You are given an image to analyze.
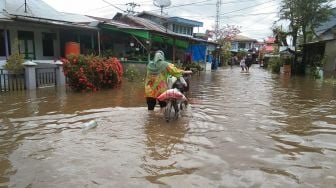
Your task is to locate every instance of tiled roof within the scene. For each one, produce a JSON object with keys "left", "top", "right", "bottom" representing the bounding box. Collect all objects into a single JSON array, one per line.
[
  {"left": 265, "top": 37, "right": 276, "bottom": 44},
  {"left": 264, "top": 46, "right": 274, "bottom": 52}
]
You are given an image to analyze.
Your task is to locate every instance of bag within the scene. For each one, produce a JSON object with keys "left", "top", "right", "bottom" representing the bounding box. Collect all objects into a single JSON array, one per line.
[
  {"left": 157, "top": 88, "right": 187, "bottom": 101},
  {"left": 167, "top": 75, "right": 177, "bottom": 89}
]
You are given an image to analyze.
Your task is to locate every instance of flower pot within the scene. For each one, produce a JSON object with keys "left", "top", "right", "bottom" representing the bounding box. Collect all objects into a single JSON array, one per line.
[
  {"left": 316, "top": 66, "right": 324, "bottom": 79},
  {"left": 283, "top": 64, "right": 291, "bottom": 75}
]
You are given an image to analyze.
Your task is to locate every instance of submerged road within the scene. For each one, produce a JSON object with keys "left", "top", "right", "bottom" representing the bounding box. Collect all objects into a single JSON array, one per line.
[{"left": 1, "top": 65, "right": 336, "bottom": 187}]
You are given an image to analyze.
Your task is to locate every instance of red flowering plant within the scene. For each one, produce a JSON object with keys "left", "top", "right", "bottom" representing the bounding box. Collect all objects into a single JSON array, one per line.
[{"left": 62, "top": 54, "right": 123, "bottom": 92}]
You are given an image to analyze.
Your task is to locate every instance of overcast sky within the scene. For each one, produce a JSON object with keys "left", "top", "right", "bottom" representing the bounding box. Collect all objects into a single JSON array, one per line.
[{"left": 41, "top": 0, "right": 333, "bottom": 41}]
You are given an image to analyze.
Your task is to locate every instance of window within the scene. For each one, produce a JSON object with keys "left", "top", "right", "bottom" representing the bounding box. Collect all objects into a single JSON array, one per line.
[
  {"left": 178, "top": 26, "right": 182, "bottom": 34},
  {"left": 80, "top": 34, "right": 92, "bottom": 54},
  {"left": 18, "top": 31, "right": 35, "bottom": 59},
  {"left": 238, "top": 42, "right": 246, "bottom": 49},
  {"left": 175, "top": 25, "right": 180, "bottom": 33},
  {"left": 0, "top": 30, "right": 10, "bottom": 56},
  {"left": 42, "top": 32, "right": 56, "bottom": 56},
  {"left": 187, "top": 27, "right": 192, "bottom": 35}
]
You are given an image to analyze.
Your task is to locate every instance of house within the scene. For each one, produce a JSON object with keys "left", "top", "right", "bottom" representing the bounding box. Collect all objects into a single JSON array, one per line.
[
  {"left": 303, "top": 8, "right": 336, "bottom": 73},
  {"left": 0, "top": 0, "right": 217, "bottom": 72},
  {"left": 135, "top": 11, "right": 218, "bottom": 69},
  {"left": 231, "top": 35, "right": 258, "bottom": 52},
  {"left": 262, "top": 37, "right": 276, "bottom": 53},
  {"left": 136, "top": 11, "right": 203, "bottom": 37},
  {"left": 111, "top": 12, "right": 217, "bottom": 67},
  {"left": 0, "top": 0, "right": 99, "bottom": 67}
]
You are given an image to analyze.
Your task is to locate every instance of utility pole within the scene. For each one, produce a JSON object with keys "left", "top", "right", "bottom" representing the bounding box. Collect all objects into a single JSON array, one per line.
[
  {"left": 215, "top": 0, "right": 221, "bottom": 40},
  {"left": 126, "top": 2, "right": 140, "bottom": 15}
]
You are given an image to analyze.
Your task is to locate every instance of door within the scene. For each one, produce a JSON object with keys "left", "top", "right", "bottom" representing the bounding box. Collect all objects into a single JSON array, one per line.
[{"left": 18, "top": 31, "right": 35, "bottom": 59}]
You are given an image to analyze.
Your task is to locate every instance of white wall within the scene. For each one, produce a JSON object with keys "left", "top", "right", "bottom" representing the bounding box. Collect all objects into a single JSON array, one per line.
[
  {"left": 7, "top": 22, "right": 61, "bottom": 60},
  {"left": 0, "top": 21, "right": 61, "bottom": 61}
]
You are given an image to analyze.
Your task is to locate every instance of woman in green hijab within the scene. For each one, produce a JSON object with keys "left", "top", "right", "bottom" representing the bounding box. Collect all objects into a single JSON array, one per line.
[{"left": 145, "top": 50, "right": 191, "bottom": 110}]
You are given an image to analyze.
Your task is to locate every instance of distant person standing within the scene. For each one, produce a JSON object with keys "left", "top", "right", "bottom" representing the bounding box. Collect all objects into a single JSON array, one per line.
[
  {"left": 245, "top": 54, "right": 253, "bottom": 72},
  {"left": 231, "top": 55, "right": 238, "bottom": 68},
  {"left": 240, "top": 56, "right": 246, "bottom": 72}
]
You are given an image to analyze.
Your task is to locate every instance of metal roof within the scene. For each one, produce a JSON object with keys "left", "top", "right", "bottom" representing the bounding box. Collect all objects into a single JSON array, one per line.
[
  {"left": 137, "top": 11, "right": 203, "bottom": 27},
  {"left": 316, "top": 8, "right": 336, "bottom": 36},
  {"left": 232, "top": 35, "right": 258, "bottom": 42},
  {"left": 5, "top": 0, "right": 95, "bottom": 23},
  {"left": 0, "top": 12, "right": 11, "bottom": 21},
  {"left": 112, "top": 13, "right": 216, "bottom": 45},
  {"left": 136, "top": 11, "right": 168, "bottom": 20},
  {"left": 168, "top": 17, "right": 203, "bottom": 27}
]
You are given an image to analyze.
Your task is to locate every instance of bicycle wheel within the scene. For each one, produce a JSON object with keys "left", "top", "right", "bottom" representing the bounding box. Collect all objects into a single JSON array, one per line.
[{"left": 164, "top": 100, "right": 173, "bottom": 122}]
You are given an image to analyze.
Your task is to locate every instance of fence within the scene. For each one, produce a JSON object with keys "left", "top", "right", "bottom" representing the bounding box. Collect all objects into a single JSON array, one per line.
[
  {"left": 0, "top": 61, "right": 66, "bottom": 92},
  {"left": 36, "top": 68, "right": 57, "bottom": 88},
  {"left": 0, "top": 69, "right": 25, "bottom": 92}
]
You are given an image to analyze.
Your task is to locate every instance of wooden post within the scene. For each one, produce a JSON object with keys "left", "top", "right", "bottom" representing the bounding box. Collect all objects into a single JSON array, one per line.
[
  {"left": 173, "top": 38, "right": 176, "bottom": 64},
  {"left": 97, "top": 30, "right": 101, "bottom": 56},
  {"left": 4, "top": 27, "right": 9, "bottom": 58}
]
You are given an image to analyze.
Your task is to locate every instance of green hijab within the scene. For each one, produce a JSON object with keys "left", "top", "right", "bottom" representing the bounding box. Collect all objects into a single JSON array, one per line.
[{"left": 147, "top": 50, "right": 169, "bottom": 75}]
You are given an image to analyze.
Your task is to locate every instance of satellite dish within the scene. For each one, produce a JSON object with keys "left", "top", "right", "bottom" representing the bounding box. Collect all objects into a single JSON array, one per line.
[{"left": 153, "top": 0, "right": 171, "bottom": 15}]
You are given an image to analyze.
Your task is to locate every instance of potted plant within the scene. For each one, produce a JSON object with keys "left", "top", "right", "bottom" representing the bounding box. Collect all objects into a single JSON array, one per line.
[
  {"left": 282, "top": 56, "right": 292, "bottom": 75},
  {"left": 311, "top": 55, "right": 326, "bottom": 79}
]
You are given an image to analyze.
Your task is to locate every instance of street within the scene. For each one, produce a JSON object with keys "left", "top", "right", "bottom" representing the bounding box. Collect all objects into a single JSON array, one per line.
[{"left": 1, "top": 65, "right": 336, "bottom": 187}]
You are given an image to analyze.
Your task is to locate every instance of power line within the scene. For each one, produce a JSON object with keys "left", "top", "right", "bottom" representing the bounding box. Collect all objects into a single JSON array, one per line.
[
  {"left": 146, "top": 0, "right": 278, "bottom": 20},
  {"left": 220, "top": 0, "right": 277, "bottom": 16},
  {"left": 148, "top": 0, "right": 214, "bottom": 12},
  {"left": 215, "top": 0, "right": 221, "bottom": 39},
  {"left": 176, "top": 0, "right": 261, "bottom": 6},
  {"left": 101, "top": 0, "right": 126, "bottom": 13},
  {"left": 221, "top": 12, "right": 277, "bottom": 18},
  {"left": 179, "top": 11, "right": 278, "bottom": 19}
]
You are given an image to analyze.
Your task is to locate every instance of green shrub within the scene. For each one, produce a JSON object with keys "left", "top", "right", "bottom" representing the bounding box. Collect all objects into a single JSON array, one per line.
[
  {"left": 183, "top": 62, "right": 204, "bottom": 71},
  {"left": 4, "top": 52, "right": 25, "bottom": 74},
  {"left": 268, "top": 57, "right": 281, "bottom": 73},
  {"left": 124, "top": 65, "right": 141, "bottom": 81},
  {"left": 237, "top": 51, "right": 247, "bottom": 60}
]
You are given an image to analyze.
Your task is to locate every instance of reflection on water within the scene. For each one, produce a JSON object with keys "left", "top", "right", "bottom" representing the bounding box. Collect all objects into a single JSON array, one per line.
[{"left": 1, "top": 66, "right": 336, "bottom": 187}]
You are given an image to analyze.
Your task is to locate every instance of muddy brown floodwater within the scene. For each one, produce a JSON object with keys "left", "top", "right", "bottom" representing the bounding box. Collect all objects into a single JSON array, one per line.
[{"left": 1, "top": 65, "right": 336, "bottom": 187}]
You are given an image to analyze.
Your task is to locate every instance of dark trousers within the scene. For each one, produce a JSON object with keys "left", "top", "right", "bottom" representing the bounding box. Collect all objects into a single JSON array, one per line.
[{"left": 146, "top": 97, "right": 167, "bottom": 110}]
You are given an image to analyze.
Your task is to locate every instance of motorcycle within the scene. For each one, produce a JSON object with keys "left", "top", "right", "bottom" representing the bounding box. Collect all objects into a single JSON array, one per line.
[{"left": 163, "top": 73, "right": 190, "bottom": 122}]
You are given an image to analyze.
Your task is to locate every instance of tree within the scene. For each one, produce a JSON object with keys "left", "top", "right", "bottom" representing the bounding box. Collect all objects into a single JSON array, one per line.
[
  {"left": 208, "top": 25, "right": 241, "bottom": 65},
  {"left": 278, "top": 0, "right": 333, "bottom": 73},
  {"left": 272, "top": 26, "right": 289, "bottom": 47}
]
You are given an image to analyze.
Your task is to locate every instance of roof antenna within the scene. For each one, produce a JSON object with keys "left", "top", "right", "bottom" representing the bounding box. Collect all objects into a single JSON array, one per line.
[
  {"left": 24, "top": 0, "right": 27, "bottom": 13},
  {"left": 16, "top": 0, "right": 31, "bottom": 14}
]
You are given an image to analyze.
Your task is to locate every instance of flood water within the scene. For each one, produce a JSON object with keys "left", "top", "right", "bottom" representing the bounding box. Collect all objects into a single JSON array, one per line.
[{"left": 1, "top": 65, "right": 336, "bottom": 187}]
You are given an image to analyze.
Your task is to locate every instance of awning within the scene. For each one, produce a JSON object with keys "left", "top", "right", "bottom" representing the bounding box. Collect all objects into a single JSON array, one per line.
[
  {"left": 152, "top": 34, "right": 189, "bottom": 49},
  {"left": 101, "top": 24, "right": 189, "bottom": 48},
  {"left": 100, "top": 24, "right": 150, "bottom": 39}
]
